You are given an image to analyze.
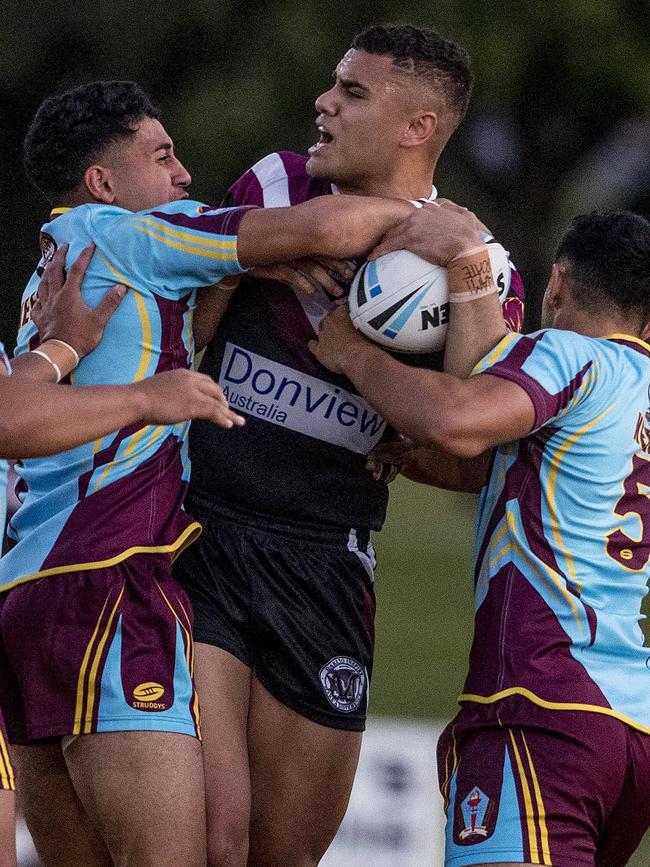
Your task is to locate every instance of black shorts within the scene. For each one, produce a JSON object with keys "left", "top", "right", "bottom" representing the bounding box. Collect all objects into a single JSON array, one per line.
[{"left": 173, "top": 496, "right": 377, "bottom": 731}]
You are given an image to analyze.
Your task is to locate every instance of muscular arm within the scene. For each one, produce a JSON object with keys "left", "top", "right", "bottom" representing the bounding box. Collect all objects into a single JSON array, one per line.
[
  {"left": 309, "top": 307, "right": 535, "bottom": 458},
  {"left": 236, "top": 195, "right": 414, "bottom": 267}
]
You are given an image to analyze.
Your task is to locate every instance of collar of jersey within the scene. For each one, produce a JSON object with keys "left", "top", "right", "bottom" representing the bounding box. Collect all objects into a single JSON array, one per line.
[
  {"left": 50, "top": 207, "right": 72, "bottom": 219},
  {"left": 330, "top": 183, "right": 438, "bottom": 202},
  {"left": 604, "top": 333, "right": 650, "bottom": 356}
]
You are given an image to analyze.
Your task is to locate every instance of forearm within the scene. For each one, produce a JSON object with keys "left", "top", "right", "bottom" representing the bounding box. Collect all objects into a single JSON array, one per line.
[
  {"left": 402, "top": 445, "right": 490, "bottom": 493},
  {"left": 443, "top": 293, "right": 509, "bottom": 378},
  {"left": 0, "top": 379, "right": 147, "bottom": 458},
  {"left": 443, "top": 247, "right": 508, "bottom": 378},
  {"left": 340, "top": 340, "right": 473, "bottom": 451},
  {"left": 236, "top": 196, "right": 413, "bottom": 267}
]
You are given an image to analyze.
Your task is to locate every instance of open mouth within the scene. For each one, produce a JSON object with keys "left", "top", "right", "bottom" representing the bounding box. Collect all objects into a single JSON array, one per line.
[{"left": 308, "top": 127, "right": 334, "bottom": 156}]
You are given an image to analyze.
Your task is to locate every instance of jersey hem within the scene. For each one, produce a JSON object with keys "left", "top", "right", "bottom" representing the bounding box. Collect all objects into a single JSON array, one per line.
[
  {"left": 0, "top": 521, "right": 202, "bottom": 595},
  {"left": 458, "top": 686, "right": 650, "bottom": 735}
]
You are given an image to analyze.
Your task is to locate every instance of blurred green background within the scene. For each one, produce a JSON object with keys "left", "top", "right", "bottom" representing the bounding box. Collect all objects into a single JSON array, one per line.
[
  {"left": 2, "top": 1, "right": 650, "bottom": 863},
  {"left": 2, "top": 0, "right": 650, "bottom": 342}
]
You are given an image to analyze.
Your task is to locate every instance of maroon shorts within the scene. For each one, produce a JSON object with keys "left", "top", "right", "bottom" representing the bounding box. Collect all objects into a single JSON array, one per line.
[
  {"left": 0, "top": 554, "right": 200, "bottom": 744},
  {"left": 438, "top": 695, "right": 650, "bottom": 867}
]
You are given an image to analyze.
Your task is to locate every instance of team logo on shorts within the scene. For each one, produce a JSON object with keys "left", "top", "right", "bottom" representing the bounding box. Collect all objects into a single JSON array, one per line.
[
  {"left": 458, "top": 786, "right": 491, "bottom": 840},
  {"left": 319, "top": 656, "right": 365, "bottom": 713},
  {"left": 132, "top": 681, "right": 167, "bottom": 710}
]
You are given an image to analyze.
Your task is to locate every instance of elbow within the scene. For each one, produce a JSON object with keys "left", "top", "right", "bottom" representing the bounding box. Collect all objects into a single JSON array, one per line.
[{"left": 420, "top": 405, "right": 488, "bottom": 459}]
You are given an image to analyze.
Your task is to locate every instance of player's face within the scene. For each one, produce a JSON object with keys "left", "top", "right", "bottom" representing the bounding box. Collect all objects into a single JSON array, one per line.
[
  {"left": 108, "top": 117, "right": 191, "bottom": 211},
  {"left": 307, "top": 50, "right": 414, "bottom": 192}
]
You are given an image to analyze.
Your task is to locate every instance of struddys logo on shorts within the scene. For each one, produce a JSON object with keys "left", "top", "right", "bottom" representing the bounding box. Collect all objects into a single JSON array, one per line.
[
  {"left": 320, "top": 657, "right": 366, "bottom": 713},
  {"left": 132, "top": 681, "right": 167, "bottom": 711}
]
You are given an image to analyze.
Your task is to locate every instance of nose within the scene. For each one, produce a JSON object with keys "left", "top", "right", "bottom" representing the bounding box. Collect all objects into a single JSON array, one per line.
[
  {"left": 173, "top": 158, "right": 192, "bottom": 189},
  {"left": 315, "top": 85, "right": 337, "bottom": 116}
]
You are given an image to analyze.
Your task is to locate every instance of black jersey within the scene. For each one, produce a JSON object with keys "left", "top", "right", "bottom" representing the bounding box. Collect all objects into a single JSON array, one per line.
[{"left": 188, "top": 152, "right": 525, "bottom": 530}]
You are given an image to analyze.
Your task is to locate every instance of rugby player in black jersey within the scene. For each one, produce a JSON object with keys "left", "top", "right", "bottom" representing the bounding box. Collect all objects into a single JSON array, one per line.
[{"left": 174, "top": 24, "right": 524, "bottom": 866}]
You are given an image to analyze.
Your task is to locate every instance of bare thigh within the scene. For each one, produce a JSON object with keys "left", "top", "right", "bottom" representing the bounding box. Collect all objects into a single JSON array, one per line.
[
  {"left": 65, "top": 730, "right": 205, "bottom": 867},
  {"left": 0, "top": 791, "right": 16, "bottom": 867},
  {"left": 247, "top": 677, "right": 362, "bottom": 867},
  {"left": 11, "top": 742, "right": 111, "bottom": 867},
  {"left": 195, "top": 643, "right": 252, "bottom": 867}
]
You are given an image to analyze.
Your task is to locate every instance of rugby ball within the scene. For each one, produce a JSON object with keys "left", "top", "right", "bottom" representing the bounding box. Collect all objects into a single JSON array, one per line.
[{"left": 348, "top": 237, "right": 511, "bottom": 353}]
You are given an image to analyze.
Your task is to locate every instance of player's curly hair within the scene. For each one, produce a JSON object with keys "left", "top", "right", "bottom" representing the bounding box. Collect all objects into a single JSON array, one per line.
[
  {"left": 556, "top": 211, "right": 650, "bottom": 323},
  {"left": 351, "top": 24, "right": 473, "bottom": 120},
  {"left": 24, "top": 80, "right": 159, "bottom": 202}
]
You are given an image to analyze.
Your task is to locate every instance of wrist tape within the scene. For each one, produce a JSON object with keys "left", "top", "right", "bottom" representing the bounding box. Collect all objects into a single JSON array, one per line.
[{"left": 447, "top": 247, "right": 498, "bottom": 303}]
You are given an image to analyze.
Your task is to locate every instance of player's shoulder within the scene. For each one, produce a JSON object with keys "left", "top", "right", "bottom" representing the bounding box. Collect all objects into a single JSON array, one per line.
[
  {"left": 249, "top": 151, "right": 310, "bottom": 185},
  {"left": 229, "top": 151, "right": 332, "bottom": 207}
]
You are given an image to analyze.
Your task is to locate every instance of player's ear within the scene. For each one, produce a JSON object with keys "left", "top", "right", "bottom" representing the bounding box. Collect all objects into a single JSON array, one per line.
[
  {"left": 546, "top": 263, "right": 566, "bottom": 309},
  {"left": 83, "top": 164, "right": 117, "bottom": 204},
  {"left": 401, "top": 112, "right": 437, "bottom": 149}
]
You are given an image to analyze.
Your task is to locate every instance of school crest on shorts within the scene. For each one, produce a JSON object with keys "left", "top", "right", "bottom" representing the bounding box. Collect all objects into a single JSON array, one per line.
[
  {"left": 457, "top": 786, "right": 492, "bottom": 841},
  {"left": 319, "top": 656, "right": 365, "bottom": 713}
]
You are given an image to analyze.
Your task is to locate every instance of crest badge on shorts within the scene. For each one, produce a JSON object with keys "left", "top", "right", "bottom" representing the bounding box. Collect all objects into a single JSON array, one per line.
[
  {"left": 458, "top": 786, "right": 491, "bottom": 840},
  {"left": 319, "top": 656, "right": 365, "bottom": 713}
]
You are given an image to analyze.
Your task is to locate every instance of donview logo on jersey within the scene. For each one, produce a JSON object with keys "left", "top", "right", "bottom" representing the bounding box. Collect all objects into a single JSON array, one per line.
[
  {"left": 219, "top": 343, "right": 386, "bottom": 454},
  {"left": 132, "top": 681, "right": 167, "bottom": 710},
  {"left": 319, "top": 656, "right": 365, "bottom": 713},
  {"left": 457, "top": 787, "right": 492, "bottom": 841}
]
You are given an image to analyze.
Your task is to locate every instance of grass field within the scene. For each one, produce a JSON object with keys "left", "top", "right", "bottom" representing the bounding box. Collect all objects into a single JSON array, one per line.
[{"left": 371, "top": 477, "right": 649, "bottom": 866}]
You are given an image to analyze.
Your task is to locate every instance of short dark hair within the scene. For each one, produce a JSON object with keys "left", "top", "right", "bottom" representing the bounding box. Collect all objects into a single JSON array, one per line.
[
  {"left": 24, "top": 80, "right": 160, "bottom": 202},
  {"left": 555, "top": 211, "right": 650, "bottom": 323},
  {"left": 351, "top": 24, "right": 473, "bottom": 120}
]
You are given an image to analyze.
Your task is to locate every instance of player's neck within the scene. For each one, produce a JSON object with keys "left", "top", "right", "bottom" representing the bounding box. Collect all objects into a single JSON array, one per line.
[{"left": 338, "top": 162, "right": 436, "bottom": 201}]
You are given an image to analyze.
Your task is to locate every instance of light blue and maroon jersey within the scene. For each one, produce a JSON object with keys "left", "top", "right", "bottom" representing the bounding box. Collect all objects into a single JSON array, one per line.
[
  {"left": 0, "top": 343, "right": 10, "bottom": 541},
  {"left": 189, "top": 151, "right": 525, "bottom": 530},
  {"left": 0, "top": 200, "right": 252, "bottom": 592},
  {"left": 461, "top": 329, "right": 650, "bottom": 732}
]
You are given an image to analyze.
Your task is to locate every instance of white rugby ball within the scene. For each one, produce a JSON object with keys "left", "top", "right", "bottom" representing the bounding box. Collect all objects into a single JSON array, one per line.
[{"left": 348, "top": 237, "right": 511, "bottom": 353}]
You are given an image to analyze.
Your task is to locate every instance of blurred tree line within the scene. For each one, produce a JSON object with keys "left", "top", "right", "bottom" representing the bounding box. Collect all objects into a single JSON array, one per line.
[{"left": 1, "top": 0, "right": 649, "bottom": 347}]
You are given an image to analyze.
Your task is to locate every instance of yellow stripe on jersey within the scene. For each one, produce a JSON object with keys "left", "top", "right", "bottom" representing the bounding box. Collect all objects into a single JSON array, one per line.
[
  {"left": 131, "top": 224, "right": 239, "bottom": 262},
  {"left": 508, "top": 729, "right": 539, "bottom": 862},
  {"left": 458, "top": 686, "right": 650, "bottom": 736},
  {"left": 0, "top": 521, "right": 202, "bottom": 593},
  {"left": 521, "top": 732, "right": 552, "bottom": 864},
  {"left": 504, "top": 508, "right": 586, "bottom": 636},
  {"left": 84, "top": 584, "right": 125, "bottom": 734},
  {"left": 131, "top": 216, "right": 238, "bottom": 251},
  {"left": 546, "top": 405, "right": 613, "bottom": 594},
  {"left": 74, "top": 590, "right": 113, "bottom": 735},
  {"left": 604, "top": 333, "right": 650, "bottom": 353},
  {"left": 472, "top": 332, "right": 518, "bottom": 375}
]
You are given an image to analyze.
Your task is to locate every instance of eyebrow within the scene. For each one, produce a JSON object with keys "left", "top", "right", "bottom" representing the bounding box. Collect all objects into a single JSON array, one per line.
[
  {"left": 336, "top": 75, "right": 371, "bottom": 93},
  {"left": 154, "top": 142, "right": 173, "bottom": 153}
]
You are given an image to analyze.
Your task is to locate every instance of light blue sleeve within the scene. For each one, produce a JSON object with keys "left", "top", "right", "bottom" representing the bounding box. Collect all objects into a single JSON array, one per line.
[
  {"left": 474, "top": 329, "right": 612, "bottom": 431},
  {"left": 87, "top": 200, "right": 255, "bottom": 299}
]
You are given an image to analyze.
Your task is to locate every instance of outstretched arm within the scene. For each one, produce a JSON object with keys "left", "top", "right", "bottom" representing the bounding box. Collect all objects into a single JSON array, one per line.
[
  {"left": 236, "top": 195, "right": 414, "bottom": 267},
  {"left": 308, "top": 306, "right": 534, "bottom": 457},
  {"left": 0, "top": 369, "right": 244, "bottom": 459}
]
